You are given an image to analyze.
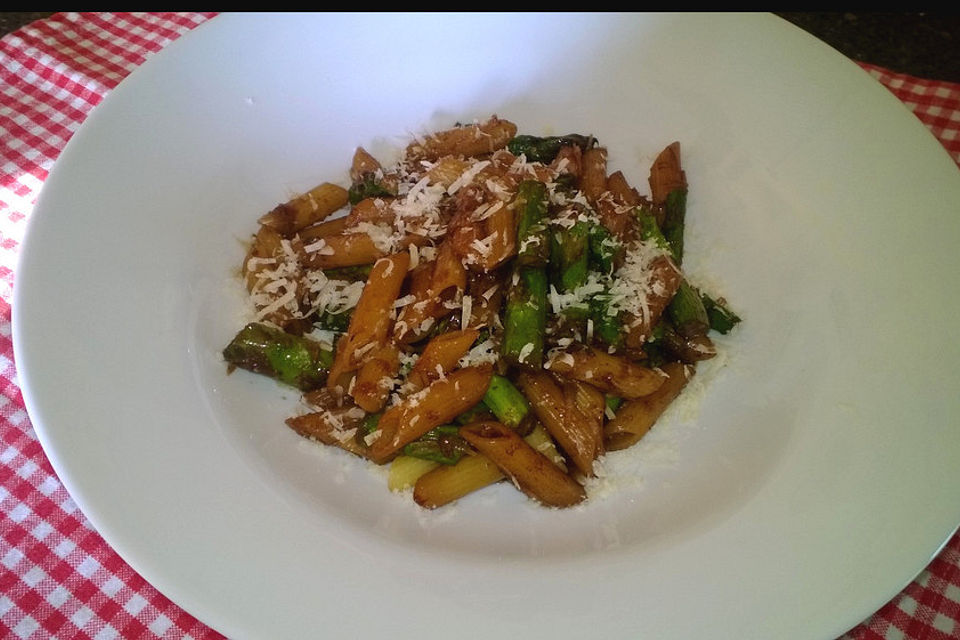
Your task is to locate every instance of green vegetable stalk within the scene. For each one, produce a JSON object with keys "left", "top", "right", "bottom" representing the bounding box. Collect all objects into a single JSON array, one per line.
[
  {"left": 223, "top": 322, "right": 333, "bottom": 391},
  {"left": 506, "top": 134, "right": 596, "bottom": 163},
  {"left": 502, "top": 266, "right": 548, "bottom": 368},
  {"left": 550, "top": 220, "right": 590, "bottom": 293},
  {"left": 514, "top": 181, "right": 550, "bottom": 267},
  {"left": 701, "top": 293, "right": 742, "bottom": 334},
  {"left": 403, "top": 425, "right": 471, "bottom": 465},
  {"left": 482, "top": 375, "right": 530, "bottom": 429},
  {"left": 662, "top": 188, "right": 687, "bottom": 264}
]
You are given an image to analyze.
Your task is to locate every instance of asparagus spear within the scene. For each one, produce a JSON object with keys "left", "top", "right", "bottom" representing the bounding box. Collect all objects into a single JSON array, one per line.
[
  {"left": 667, "top": 281, "right": 710, "bottom": 338},
  {"left": 347, "top": 174, "right": 395, "bottom": 205},
  {"left": 701, "top": 293, "right": 742, "bottom": 334},
  {"left": 506, "top": 134, "right": 596, "bottom": 163},
  {"left": 550, "top": 219, "right": 589, "bottom": 293},
  {"left": 483, "top": 374, "right": 530, "bottom": 429},
  {"left": 322, "top": 264, "right": 373, "bottom": 282},
  {"left": 589, "top": 291, "right": 623, "bottom": 349},
  {"left": 502, "top": 266, "right": 548, "bottom": 368},
  {"left": 637, "top": 207, "right": 710, "bottom": 338},
  {"left": 587, "top": 223, "right": 620, "bottom": 275},
  {"left": 514, "top": 180, "right": 550, "bottom": 267},
  {"left": 403, "top": 425, "right": 472, "bottom": 465},
  {"left": 223, "top": 322, "right": 333, "bottom": 391},
  {"left": 662, "top": 187, "right": 687, "bottom": 264}
]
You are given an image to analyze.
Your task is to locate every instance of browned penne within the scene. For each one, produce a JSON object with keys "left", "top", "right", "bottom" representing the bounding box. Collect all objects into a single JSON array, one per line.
[
  {"left": 604, "top": 362, "right": 693, "bottom": 451},
  {"left": 426, "top": 156, "right": 472, "bottom": 188},
  {"left": 243, "top": 225, "right": 284, "bottom": 292},
  {"left": 350, "top": 342, "right": 401, "bottom": 413},
  {"left": 296, "top": 216, "right": 349, "bottom": 242},
  {"left": 349, "top": 147, "right": 382, "bottom": 182},
  {"left": 405, "top": 116, "right": 517, "bottom": 161},
  {"left": 328, "top": 252, "right": 410, "bottom": 390},
  {"left": 606, "top": 170, "right": 640, "bottom": 206},
  {"left": 580, "top": 147, "right": 608, "bottom": 204},
  {"left": 286, "top": 407, "right": 368, "bottom": 458},
  {"left": 406, "top": 329, "right": 479, "bottom": 391},
  {"left": 460, "top": 422, "right": 586, "bottom": 507},
  {"left": 413, "top": 453, "right": 504, "bottom": 509},
  {"left": 258, "top": 182, "right": 349, "bottom": 236},
  {"left": 624, "top": 254, "right": 684, "bottom": 349},
  {"left": 394, "top": 260, "right": 438, "bottom": 343},
  {"left": 345, "top": 197, "right": 395, "bottom": 227},
  {"left": 648, "top": 141, "right": 686, "bottom": 205},
  {"left": 546, "top": 344, "right": 667, "bottom": 399},
  {"left": 564, "top": 379, "right": 606, "bottom": 461},
  {"left": 301, "top": 232, "right": 387, "bottom": 269},
  {"left": 516, "top": 371, "right": 598, "bottom": 477},
  {"left": 368, "top": 364, "right": 493, "bottom": 462},
  {"left": 413, "top": 423, "right": 565, "bottom": 508}
]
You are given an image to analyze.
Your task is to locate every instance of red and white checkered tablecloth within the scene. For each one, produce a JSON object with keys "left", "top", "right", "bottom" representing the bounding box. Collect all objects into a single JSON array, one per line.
[{"left": 0, "top": 12, "right": 958, "bottom": 640}]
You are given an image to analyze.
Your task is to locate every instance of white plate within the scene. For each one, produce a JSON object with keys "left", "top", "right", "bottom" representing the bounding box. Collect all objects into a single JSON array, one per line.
[{"left": 13, "top": 13, "right": 960, "bottom": 639}]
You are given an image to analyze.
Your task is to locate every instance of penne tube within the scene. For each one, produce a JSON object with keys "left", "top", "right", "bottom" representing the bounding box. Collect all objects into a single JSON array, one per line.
[
  {"left": 296, "top": 216, "right": 349, "bottom": 242},
  {"left": 648, "top": 141, "right": 686, "bottom": 206},
  {"left": 327, "top": 252, "right": 410, "bottom": 390},
  {"left": 460, "top": 422, "right": 586, "bottom": 508},
  {"left": 546, "top": 343, "right": 667, "bottom": 399},
  {"left": 350, "top": 147, "right": 382, "bottom": 182},
  {"left": 523, "top": 422, "right": 567, "bottom": 472},
  {"left": 243, "top": 225, "right": 284, "bottom": 292},
  {"left": 606, "top": 170, "right": 641, "bottom": 206},
  {"left": 579, "top": 147, "right": 608, "bottom": 204},
  {"left": 350, "top": 342, "right": 400, "bottom": 413},
  {"left": 426, "top": 156, "right": 472, "bottom": 188},
  {"left": 301, "top": 232, "right": 387, "bottom": 269},
  {"left": 394, "top": 260, "right": 437, "bottom": 343},
  {"left": 286, "top": 407, "right": 368, "bottom": 458},
  {"left": 345, "top": 196, "right": 395, "bottom": 227},
  {"left": 604, "top": 362, "right": 693, "bottom": 451},
  {"left": 405, "top": 116, "right": 517, "bottom": 161},
  {"left": 388, "top": 456, "right": 440, "bottom": 492},
  {"left": 259, "top": 182, "right": 349, "bottom": 236},
  {"left": 411, "top": 422, "right": 569, "bottom": 509},
  {"left": 516, "top": 371, "right": 598, "bottom": 476},
  {"left": 413, "top": 453, "right": 504, "bottom": 509},
  {"left": 624, "top": 254, "right": 684, "bottom": 349},
  {"left": 368, "top": 364, "right": 493, "bottom": 462},
  {"left": 565, "top": 379, "right": 606, "bottom": 461},
  {"left": 476, "top": 203, "right": 516, "bottom": 270},
  {"left": 430, "top": 240, "right": 468, "bottom": 301},
  {"left": 406, "top": 329, "right": 480, "bottom": 391}
]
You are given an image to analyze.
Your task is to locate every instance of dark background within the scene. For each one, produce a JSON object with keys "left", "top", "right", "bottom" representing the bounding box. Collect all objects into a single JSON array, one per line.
[{"left": 1, "top": 12, "right": 959, "bottom": 83}]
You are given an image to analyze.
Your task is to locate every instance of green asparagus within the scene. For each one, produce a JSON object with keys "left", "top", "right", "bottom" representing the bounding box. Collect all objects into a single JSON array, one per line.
[
  {"left": 514, "top": 181, "right": 550, "bottom": 267},
  {"left": 222, "top": 322, "right": 333, "bottom": 391},
  {"left": 483, "top": 375, "right": 530, "bottom": 429},
  {"left": 701, "top": 293, "right": 742, "bottom": 334},
  {"left": 403, "top": 425, "right": 471, "bottom": 465},
  {"left": 506, "top": 134, "right": 596, "bottom": 163},
  {"left": 347, "top": 174, "right": 394, "bottom": 205},
  {"left": 502, "top": 266, "right": 548, "bottom": 367}
]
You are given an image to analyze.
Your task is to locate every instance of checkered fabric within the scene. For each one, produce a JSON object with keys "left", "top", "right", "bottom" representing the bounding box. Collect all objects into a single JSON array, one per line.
[{"left": 0, "top": 13, "right": 958, "bottom": 640}]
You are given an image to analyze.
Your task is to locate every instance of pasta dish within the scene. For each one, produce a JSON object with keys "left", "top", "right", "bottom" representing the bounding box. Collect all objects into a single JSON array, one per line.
[{"left": 222, "top": 116, "right": 739, "bottom": 508}]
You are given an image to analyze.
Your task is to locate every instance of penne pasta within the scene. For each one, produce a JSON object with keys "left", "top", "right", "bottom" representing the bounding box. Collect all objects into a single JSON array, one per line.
[
  {"left": 406, "top": 116, "right": 518, "bottom": 161},
  {"left": 516, "top": 371, "right": 598, "bottom": 477},
  {"left": 604, "top": 362, "right": 693, "bottom": 451},
  {"left": 388, "top": 456, "right": 440, "bottom": 492},
  {"left": 406, "top": 329, "right": 479, "bottom": 391},
  {"left": 460, "top": 422, "right": 585, "bottom": 507},
  {"left": 368, "top": 364, "right": 493, "bottom": 462},
  {"left": 327, "top": 252, "right": 410, "bottom": 390},
  {"left": 546, "top": 344, "right": 667, "bottom": 399},
  {"left": 259, "top": 182, "right": 349, "bottom": 236}
]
